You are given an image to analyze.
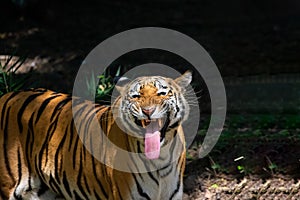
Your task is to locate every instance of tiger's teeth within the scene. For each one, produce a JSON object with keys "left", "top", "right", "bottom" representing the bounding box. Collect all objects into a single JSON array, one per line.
[
  {"left": 158, "top": 119, "right": 162, "bottom": 128},
  {"left": 160, "top": 138, "right": 165, "bottom": 146},
  {"left": 141, "top": 120, "right": 145, "bottom": 128}
]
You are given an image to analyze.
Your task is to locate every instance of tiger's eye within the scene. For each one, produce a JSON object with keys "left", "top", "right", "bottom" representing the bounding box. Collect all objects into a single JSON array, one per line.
[
  {"left": 157, "top": 92, "right": 166, "bottom": 96},
  {"left": 132, "top": 94, "right": 140, "bottom": 98}
]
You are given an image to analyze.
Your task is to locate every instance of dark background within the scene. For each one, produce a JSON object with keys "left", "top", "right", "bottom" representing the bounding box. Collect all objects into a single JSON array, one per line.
[{"left": 1, "top": 0, "right": 300, "bottom": 114}]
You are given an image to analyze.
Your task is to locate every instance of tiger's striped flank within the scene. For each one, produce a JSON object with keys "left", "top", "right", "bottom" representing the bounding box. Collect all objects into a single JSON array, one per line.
[{"left": 0, "top": 71, "right": 192, "bottom": 199}]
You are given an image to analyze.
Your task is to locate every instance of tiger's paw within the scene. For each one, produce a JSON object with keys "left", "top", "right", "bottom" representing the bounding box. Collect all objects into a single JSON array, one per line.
[{"left": 10, "top": 175, "right": 62, "bottom": 200}]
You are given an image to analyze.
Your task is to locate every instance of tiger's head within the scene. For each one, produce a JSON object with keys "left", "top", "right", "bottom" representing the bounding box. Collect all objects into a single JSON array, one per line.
[{"left": 113, "top": 71, "right": 192, "bottom": 159}]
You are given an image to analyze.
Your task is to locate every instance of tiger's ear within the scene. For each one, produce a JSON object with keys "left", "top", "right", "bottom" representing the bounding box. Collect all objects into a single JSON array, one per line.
[
  {"left": 175, "top": 70, "right": 192, "bottom": 89},
  {"left": 114, "top": 77, "right": 130, "bottom": 94},
  {"left": 115, "top": 85, "right": 124, "bottom": 94}
]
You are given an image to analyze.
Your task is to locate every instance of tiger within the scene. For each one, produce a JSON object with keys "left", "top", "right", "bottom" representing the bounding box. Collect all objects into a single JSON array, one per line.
[{"left": 0, "top": 71, "right": 192, "bottom": 200}]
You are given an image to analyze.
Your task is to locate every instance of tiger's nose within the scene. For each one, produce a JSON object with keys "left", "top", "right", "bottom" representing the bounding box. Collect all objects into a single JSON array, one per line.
[{"left": 142, "top": 107, "right": 155, "bottom": 117}]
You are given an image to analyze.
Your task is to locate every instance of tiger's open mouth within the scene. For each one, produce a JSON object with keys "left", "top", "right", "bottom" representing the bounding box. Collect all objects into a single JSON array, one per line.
[
  {"left": 134, "top": 118, "right": 169, "bottom": 142},
  {"left": 134, "top": 117, "right": 170, "bottom": 160}
]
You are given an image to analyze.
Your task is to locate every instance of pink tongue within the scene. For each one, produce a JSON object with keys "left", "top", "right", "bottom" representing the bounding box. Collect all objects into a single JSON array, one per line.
[{"left": 145, "top": 131, "right": 160, "bottom": 159}]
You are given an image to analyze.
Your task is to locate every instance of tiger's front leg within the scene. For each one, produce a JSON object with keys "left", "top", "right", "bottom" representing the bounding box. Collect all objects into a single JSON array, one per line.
[{"left": 9, "top": 175, "right": 63, "bottom": 200}]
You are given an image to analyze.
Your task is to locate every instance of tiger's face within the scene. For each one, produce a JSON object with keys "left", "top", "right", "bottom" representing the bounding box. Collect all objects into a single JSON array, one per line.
[{"left": 114, "top": 71, "right": 192, "bottom": 159}]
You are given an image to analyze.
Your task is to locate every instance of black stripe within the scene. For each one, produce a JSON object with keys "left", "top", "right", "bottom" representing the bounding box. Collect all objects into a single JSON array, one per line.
[
  {"left": 128, "top": 145, "right": 144, "bottom": 180},
  {"left": 72, "top": 97, "right": 85, "bottom": 105},
  {"left": 3, "top": 107, "right": 15, "bottom": 182},
  {"left": 16, "top": 147, "right": 22, "bottom": 186},
  {"left": 43, "top": 115, "right": 60, "bottom": 168},
  {"left": 160, "top": 164, "right": 173, "bottom": 178},
  {"left": 37, "top": 119, "right": 58, "bottom": 181},
  {"left": 42, "top": 104, "right": 61, "bottom": 167},
  {"left": 98, "top": 113, "right": 110, "bottom": 193},
  {"left": 83, "top": 176, "right": 91, "bottom": 194},
  {"left": 176, "top": 153, "right": 185, "bottom": 179},
  {"left": 73, "top": 190, "right": 82, "bottom": 200},
  {"left": 147, "top": 171, "right": 159, "bottom": 185},
  {"left": 54, "top": 125, "right": 68, "bottom": 185},
  {"left": 76, "top": 150, "right": 89, "bottom": 200},
  {"left": 25, "top": 112, "right": 35, "bottom": 188},
  {"left": 168, "top": 121, "right": 179, "bottom": 129},
  {"left": 132, "top": 145, "right": 159, "bottom": 186},
  {"left": 0, "top": 91, "right": 20, "bottom": 129},
  {"left": 72, "top": 136, "right": 80, "bottom": 169},
  {"left": 35, "top": 95, "right": 61, "bottom": 124},
  {"left": 37, "top": 182, "right": 49, "bottom": 196},
  {"left": 59, "top": 152, "right": 64, "bottom": 181},
  {"left": 35, "top": 155, "right": 46, "bottom": 184},
  {"left": 127, "top": 115, "right": 142, "bottom": 133},
  {"left": 160, "top": 112, "right": 171, "bottom": 140},
  {"left": 137, "top": 141, "right": 142, "bottom": 153},
  {"left": 68, "top": 119, "right": 75, "bottom": 151},
  {"left": 82, "top": 107, "right": 98, "bottom": 146},
  {"left": 73, "top": 104, "right": 89, "bottom": 127},
  {"left": 169, "top": 179, "right": 180, "bottom": 200},
  {"left": 92, "top": 156, "right": 108, "bottom": 198},
  {"left": 179, "top": 155, "right": 185, "bottom": 174},
  {"left": 161, "top": 135, "right": 179, "bottom": 176},
  {"left": 32, "top": 88, "right": 48, "bottom": 93},
  {"left": 159, "top": 163, "right": 171, "bottom": 172},
  {"left": 62, "top": 171, "right": 73, "bottom": 198},
  {"left": 116, "top": 183, "right": 124, "bottom": 200},
  {"left": 50, "top": 97, "right": 71, "bottom": 122},
  {"left": 49, "top": 174, "right": 63, "bottom": 195},
  {"left": 132, "top": 173, "right": 151, "bottom": 200},
  {"left": 17, "top": 93, "right": 44, "bottom": 133},
  {"left": 13, "top": 191, "right": 22, "bottom": 200},
  {"left": 94, "top": 189, "right": 102, "bottom": 200},
  {"left": 175, "top": 145, "right": 184, "bottom": 174},
  {"left": 0, "top": 189, "right": 8, "bottom": 200},
  {"left": 71, "top": 103, "right": 89, "bottom": 168},
  {"left": 28, "top": 111, "right": 36, "bottom": 157},
  {"left": 129, "top": 139, "right": 159, "bottom": 186},
  {"left": 41, "top": 97, "right": 66, "bottom": 171},
  {"left": 160, "top": 132, "right": 179, "bottom": 177},
  {"left": 169, "top": 151, "right": 184, "bottom": 200},
  {"left": 88, "top": 126, "right": 94, "bottom": 155},
  {"left": 173, "top": 129, "right": 178, "bottom": 137},
  {"left": 174, "top": 105, "right": 180, "bottom": 118},
  {"left": 95, "top": 105, "right": 107, "bottom": 113}
]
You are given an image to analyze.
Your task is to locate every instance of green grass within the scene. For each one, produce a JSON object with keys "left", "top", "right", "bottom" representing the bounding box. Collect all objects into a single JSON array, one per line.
[
  {"left": 86, "top": 66, "right": 123, "bottom": 104},
  {"left": 0, "top": 54, "right": 31, "bottom": 96},
  {"left": 188, "top": 114, "right": 300, "bottom": 177}
]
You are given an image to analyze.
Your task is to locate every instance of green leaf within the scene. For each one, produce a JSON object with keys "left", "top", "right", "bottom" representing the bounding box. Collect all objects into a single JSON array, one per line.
[
  {"left": 0, "top": 54, "right": 31, "bottom": 96},
  {"left": 269, "top": 163, "right": 277, "bottom": 170}
]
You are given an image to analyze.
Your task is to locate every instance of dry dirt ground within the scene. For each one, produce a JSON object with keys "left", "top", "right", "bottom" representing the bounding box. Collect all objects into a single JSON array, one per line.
[{"left": 183, "top": 176, "right": 300, "bottom": 200}]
